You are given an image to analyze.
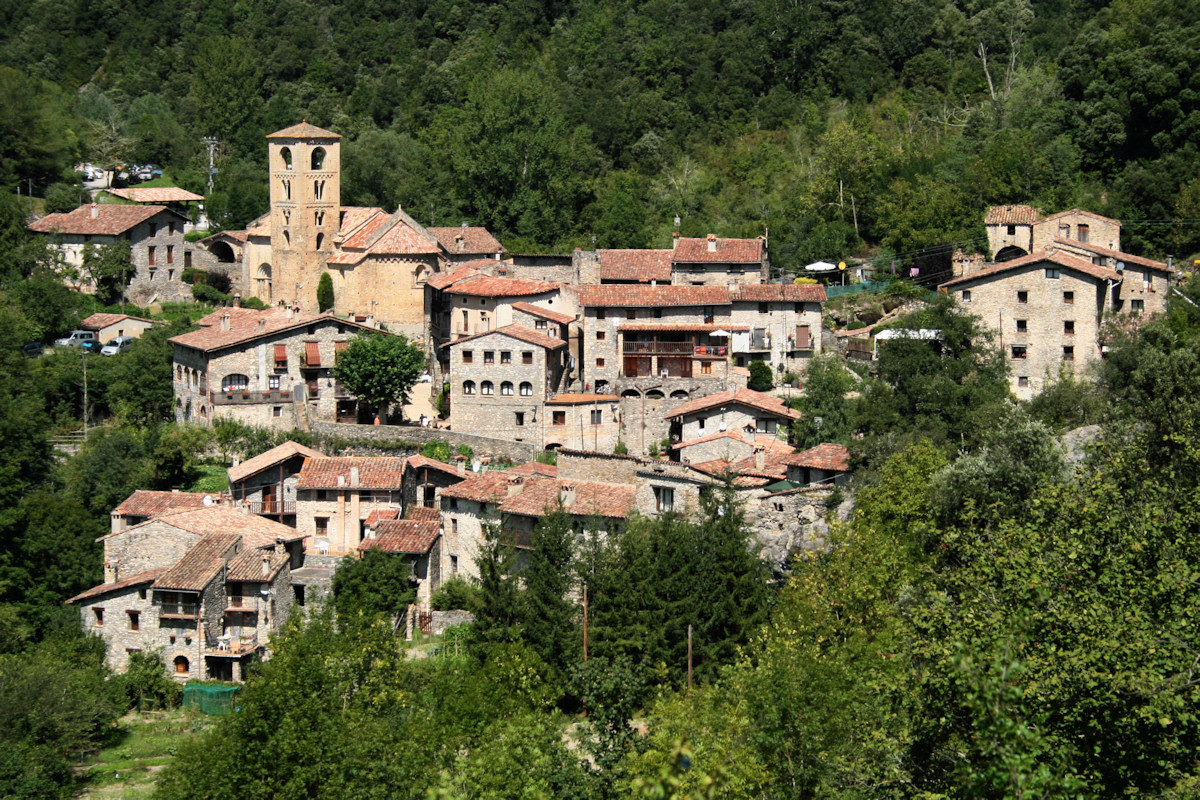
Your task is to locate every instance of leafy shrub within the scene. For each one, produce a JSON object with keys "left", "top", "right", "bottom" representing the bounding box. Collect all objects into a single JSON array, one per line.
[
  {"left": 613, "top": 440, "right": 628, "bottom": 455},
  {"left": 430, "top": 577, "right": 482, "bottom": 611},
  {"left": 192, "top": 283, "right": 230, "bottom": 305},
  {"left": 747, "top": 360, "right": 774, "bottom": 391},
  {"left": 420, "top": 440, "right": 452, "bottom": 462},
  {"left": 240, "top": 296, "right": 267, "bottom": 310}
]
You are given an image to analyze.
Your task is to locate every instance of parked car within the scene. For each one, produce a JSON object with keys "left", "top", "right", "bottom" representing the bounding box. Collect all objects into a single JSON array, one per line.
[
  {"left": 21, "top": 341, "right": 43, "bottom": 358},
  {"left": 100, "top": 336, "right": 135, "bottom": 356},
  {"left": 54, "top": 330, "right": 97, "bottom": 348},
  {"left": 80, "top": 340, "right": 102, "bottom": 354}
]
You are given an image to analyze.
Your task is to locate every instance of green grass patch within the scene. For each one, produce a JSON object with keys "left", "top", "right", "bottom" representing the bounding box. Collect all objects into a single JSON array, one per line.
[
  {"left": 81, "top": 709, "right": 216, "bottom": 799},
  {"left": 186, "top": 463, "right": 229, "bottom": 494}
]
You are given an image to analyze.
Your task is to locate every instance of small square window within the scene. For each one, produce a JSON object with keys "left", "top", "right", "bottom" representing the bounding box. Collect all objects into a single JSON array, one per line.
[
  {"left": 553, "top": 411, "right": 566, "bottom": 426},
  {"left": 515, "top": 412, "right": 525, "bottom": 426},
  {"left": 1012, "top": 345, "right": 1027, "bottom": 359},
  {"left": 273, "top": 406, "right": 282, "bottom": 417},
  {"left": 1064, "top": 291, "right": 1074, "bottom": 304},
  {"left": 1064, "top": 320, "right": 1074, "bottom": 335},
  {"left": 1007, "top": 224, "right": 1016, "bottom": 235},
  {"left": 484, "top": 351, "right": 494, "bottom": 364},
  {"left": 626, "top": 310, "right": 637, "bottom": 320},
  {"left": 462, "top": 350, "right": 473, "bottom": 364},
  {"left": 269, "top": 375, "right": 281, "bottom": 389},
  {"left": 1018, "top": 376, "right": 1029, "bottom": 388},
  {"left": 961, "top": 290, "right": 972, "bottom": 303},
  {"left": 501, "top": 351, "right": 512, "bottom": 364},
  {"left": 596, "top": 309, "right": 606, "bottom": 320},
  {"left": 1045, "top": 268, "right": 1060, "bottom": 279},
  {"left": 535, "top": 319, "right": 548, "bottom": 329},
  {"left": 522, "top": 351, "right": 533, "bottom": 365},
  {"left": 701, "top": 361, "right": 712, "bottom": 374},
  {"left": 596, "top": 331, "right": 606, "bottom": 341},
  {"left": 758, "top": 302, "right": 769, "bottom": 314},
  {"left": 590, "top": 409, "right": 603, "bottom": 425},
  {"left": 596, "top": 358, "right": 605, "bottom": 367},
  {"left": 1017, "top": 291, "right": 1028, "bottom": 304},
  {"left": 1016, "top": 319, "right": 1027, "bottom": 333},
  {"left": 1063, "top": 345, "right": 1074, "bottom": 361},
  {"left": 1131, "top": 299, "right": 1145, "bottom": 314}
]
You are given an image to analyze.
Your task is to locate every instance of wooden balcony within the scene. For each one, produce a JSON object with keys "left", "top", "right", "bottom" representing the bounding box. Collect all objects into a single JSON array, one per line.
[
  {"left": 159, "top": 603, "right": 199, "bottom": 619},
  {"left": 213, "top": 390, "right": 293, "bottom": 405},
  {"left": 623, "top": 341, "right": 694, "bottom": 355},
  {"left": 206, "top": 633, "right": 259, "bottom": 657},
  {"left": 243, "top": 500, "right": 297, "bottom": 516}
]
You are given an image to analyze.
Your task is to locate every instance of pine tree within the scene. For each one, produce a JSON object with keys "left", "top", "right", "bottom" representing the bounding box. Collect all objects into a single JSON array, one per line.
[
  {"left": 521, "top": 506, "right": 577, "bottom": 673},
  {"left": 469, "top": 519, "right": 522, "bottom": 658},
  {"left": 316, "top": 271, "right": 334, "bottom": 312}
]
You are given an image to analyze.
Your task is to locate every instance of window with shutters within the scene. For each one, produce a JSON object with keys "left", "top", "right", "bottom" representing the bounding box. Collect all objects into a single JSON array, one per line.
[
  {"left": 304, "top": 342, "right": 321, "bottom": 367},
  {"left": 274, "top": 344, "right": 287, "bottom": 369},
  {"left": 794, "top": 325, "right": 811, "bottom": 349}
]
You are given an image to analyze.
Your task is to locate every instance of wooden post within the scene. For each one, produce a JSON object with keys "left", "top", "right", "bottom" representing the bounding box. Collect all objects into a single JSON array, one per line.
[
  {"left": 582, "top": 583, "right": 589, "bottom": 663},
  {"left": 687, "top": 624, "right": 693, "bottom": 690}
]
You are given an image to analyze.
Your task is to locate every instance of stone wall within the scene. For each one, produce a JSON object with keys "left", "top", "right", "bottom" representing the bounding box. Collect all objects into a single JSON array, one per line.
[
  {"left": 430, "top": 609, "right": 474, "bottom": 635},
  {"left": 311, "top": 421, "right": 541, "bottom": 463},
  {"left": 449, "top": 329, "right": 559, "bottom": 443},
  {"left": 105, "top": 523, "right": 201, "bottom": 577}
]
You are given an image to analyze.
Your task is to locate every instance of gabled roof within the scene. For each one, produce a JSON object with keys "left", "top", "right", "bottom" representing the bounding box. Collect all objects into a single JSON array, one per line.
[
  {"left": 112, "top": 490, "right": 211, "bottom": 518},
  {"left": 783, "top": 442, "right": 850, "bottom": 472},
  {"left": 428, "top": 226, "right": 506, "bottom": 255},
  {"left": 940, "top": 250, "right": 1122, "bottom": 289},
  {"left": 296, "top": 457, "right": 406, "bottom": 490},
  {"left": 579, "top": 285, "right": 730, "bottom": 308},
  {"left": 104, "top": 187, "right": 205, "bottom": 203},
  {"left": 671, "top": 429, "right": 754, "bottom": 451},
  {"left": 108, "top": 507, "right": 305, "bottom": 547},
  {"left": 66, "top": 568, "right": 166, "bottom": 604},
  {"left": 170, "top": 308, "right": 380, "bottom": 354},
  {"left": 447, "top": 324, "right": 566, "bottom": 351},
  {"left": 426, "top": 265, "right": 481, "bottom": 290},
  {"left": 153, "top": 533, "right": 240, "bottom": 591},
  {"left": 267, "top": 122, "right": 342, "bottom": 139},
  {"left": 30, "top": 204, "right": 180, "bottom": 235},
  {"left": 364, "top": 508, "right": 400, "bottom": 527},
  {"left": 441, "top": 467, "right": 635, "bottom": 519},
  {"left": 407, "top": 505, "right": 442, "bottom": 521},
  {"left": 331, "top": 207, "right": 441, "bottom": 262},
  {"left": 81, "top": 313, "right": 161, "bottom": 330},
  {"left": 405, "top": 455, "right": 464, "bottom": 478},
  {"left": 512, "top": 302, "right": 574, "bottom": 324},
  {"left": 665, "top": 387, "right": 799, "bottom": 420},
  {"left": 598, "top": 249, "right": 673, "bottom": 282},
  {"left": 359, "top": 518, "right": 440, "bottom": 554},
  {"left": 731, "top": 284, "right": 827, "bottom": 303},
  {"left": 673, "top": 236, "right": 765, "bottom": 263},
  {"left": 444, "top": 274, "right": 559, "bottom": 298},
  {"left": 1051, "top": 238, "right": 1173, "bottom": 273},
  {"left": 985, "top": 205, "right": 1040, "bottom": 225},
  {"left": 1038, "top": 207, "right": 1120, "bottom": 227},
  {"left": 225, "top": 548, "right": 289, "bottom": 582},
  {"left": 228, "top": 441, "right": 325, "bottom": 484}
]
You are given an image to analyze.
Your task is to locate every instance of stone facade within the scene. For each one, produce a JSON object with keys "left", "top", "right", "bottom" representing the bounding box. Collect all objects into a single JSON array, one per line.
[
  {"left": 1032, "top": 209, "right": 1121, "bottom": 254},
  {"left": 308, "top": 421, "right": 543, "bottom": 464},
  {"left": 447, "top": 327, "right": 566, "bottom": 443},
  {"left": 729, "top": 296, "right": 823, "bottom": 373},
  {"left": 296, "top": 483, "right": 404, "bottom": 556},
  {"left": 543, "top": 394, "right": 621, "bottom": 452}
]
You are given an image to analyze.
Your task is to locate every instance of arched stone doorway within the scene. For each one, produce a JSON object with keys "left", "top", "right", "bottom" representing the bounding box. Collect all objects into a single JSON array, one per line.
[{"left": 257, "top": 263, "right": 273, "bottom": 303}]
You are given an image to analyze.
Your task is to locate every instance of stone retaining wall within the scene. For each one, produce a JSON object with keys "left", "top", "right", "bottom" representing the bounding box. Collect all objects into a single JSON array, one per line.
[{"left": 311, "top": 421, "right": 541, "bottom": 464}]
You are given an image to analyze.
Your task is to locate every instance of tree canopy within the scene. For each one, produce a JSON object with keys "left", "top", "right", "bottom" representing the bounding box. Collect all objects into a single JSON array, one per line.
[{"left": 331, "top": 331, "right": 425, "bottom": 420}]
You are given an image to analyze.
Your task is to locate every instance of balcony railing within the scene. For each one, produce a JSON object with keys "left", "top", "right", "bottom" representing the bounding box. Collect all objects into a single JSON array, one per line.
[
  {"left": 207, "top": 632, "right": 259, "bottom": 656},
  {"left": 159, "top": 603, "right": 199, "bottom": 618},
  {"left": 623, "top": 341, "right": 694, "bottom": 355},
  {"left": 213, "top": 390, "right": 293, "bottom": 405},
  {"left": 243, "top": 499, "right": 297, "bottom": 515}
]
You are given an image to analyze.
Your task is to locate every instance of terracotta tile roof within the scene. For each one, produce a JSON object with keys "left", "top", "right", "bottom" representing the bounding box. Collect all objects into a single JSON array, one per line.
[
  {"left": 507, "top": 462, "right": 558, "bottom": 477},
  {"left": 407, "top": 506, "right": 442, "bottom": 521},
  {"left": 170, "top": 308, "right": 378, "bottom": 354},
  {"left": 112, "top": 490, "right": 211, "bottom": 518},
  {"left": 246, "top": 225, "right": 271, "bottom": 237},
  {"left": 665, "top": 387, "right": 799, "bottom": 420},
  {"left": 405, "top": 455, "right": 464, "bottom": 478},
  {"left": 673, "top": 236, "right": 764, "bottom": 263},
  {"left": 333, "top": 209, "right": 441, "bottom": 260},
  {"left": 722, "top": 437, "right": 797, "bottom": 479},
  {"left": 502, "top": 478, "right": 636, "bottom": 519},
  {"left": 296, "top": 457, "right": 406, "bottom": 489},
  {"left": 66, "top": 568, "right": 166, "bottom": 604},
  {"left": 598, "top": 249, "right": 674, "bottom": 282},
  {"left": 546, "top": 393, "right": 620, "bottom": 404},
  {"left": 440, "top": 471, "right": 512, "bottom": 503},
  {"left": 30, "top": 204, "right": 178, "bottom": 235},
  {"left": 360, "top": 518, "right": 440, "bottom": 553},
  {"left": 203, "top": 230, "right": 248, "bottom": 244},
  {"left": 428, "top": 227, "right": 507, "bottom": 255},
  {"left": 445, "top": 275, "right": 559, "bottom": 298},
  {"left": 364, "top": 508, "right": 401, "bottom": 527},
  {"left": 225, "top": 548, "right": 289, "bottom": 582},
  {"left": 1051, "top": 239, "right": 1173, "bottom": 273},
  {"left": 427, "top": 265, "right": 481, "bottom": 290},
  {"left": 1038, "top": 207, "right": 1120, "bottom": 227},
  {"left": 153, "top": 533, "right": 240, "bottom": 591},
  {"left": 941, "top": 250, "right": 1121, "bottom": 288},
  {"left": 618, "top": 322, "right": 748, "bottom": 332},
  {"left": 143, "top": 508, "right": 306, "bottom": 547},
  {"left": 338, "top": 207, "right": 387, "bottom": 235},
  {"left": 672, "top": 429, "right": 754, "bottom": 451},
  {"left": 783, "top": 442, "right": 850, "bottom": 472},
  {"left": 512, "top": 302, "right": 574, "bottom": 324},
  {"left": 228, "top": 441, "right": 325, "bottom": 484},
  {"left": 104, "top": 187, "right": 205, "bottom": 203},
  {"left": 267, "top": 122, "right": 342, "bottom": 139},
  {"left": 985, "top": 205, "right": 1041, "bottom": 225},
  {"left": 447, "top": 324, "right": 566, "bottom": 350},
  {"left": 81, "top": 313, "right": 160, "bottom": 330},
  {"left": 731, "top": 284, "right": 828, "bottom": 302},
  {"left": 579, "top": 285, "right": 730, "bottom": 308}
]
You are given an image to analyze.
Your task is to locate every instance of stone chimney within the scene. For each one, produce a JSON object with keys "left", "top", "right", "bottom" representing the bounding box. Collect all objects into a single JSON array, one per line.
[
  {"left": 219, "top": 313, "right": 231, "bottom": 332},
  {"left": 507, "top": 476, "right": 524, "bottom": 497},
  {"left": 286, "top": 305, "right": 294, "bottom": 320},
  {"left": 707, "top": 233, "right": 717, "bottom": 252},
  {"left": 337, "top": 475, "right": 346, "bottom": 487},
  {"left": 754, "top": 445, "right": 766, "bottom": 473},
  {"left": 559, "top": 482, "right": 576, "bottom": 507},
  {"left": 350, "top": 466, "right": 360, "bottom": 487},
  {"left": 90, "top": 205, "right": 99, "bottom": 219},
  {"left": 672, "top": 232, "right": 680, "bottom": 247},
  {"left": 233, "top": 293, "right": 241, "bottom": 308},
  {"left": 104, "top": 559, "right": 119, "bottom": 583},
  {"left": 274, "top": 536, "right": 286, "bottom": 555},
  {"left": 261, "top": 552, "right": 271, "bottom": 577},
  {"left": 454, "top": 455, "right": 466, "bottom": 475}
]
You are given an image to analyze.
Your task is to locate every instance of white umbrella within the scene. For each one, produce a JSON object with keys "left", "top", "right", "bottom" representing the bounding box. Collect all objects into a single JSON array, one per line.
[
  {"left": 710, "top": 329, "right": 730, "bottom": 337},
  {"left": 805, "top": 260, "right": 838, "bottom": 272}
]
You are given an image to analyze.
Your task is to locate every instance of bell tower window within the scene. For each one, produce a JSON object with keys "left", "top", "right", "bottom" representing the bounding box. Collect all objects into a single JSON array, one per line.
[
  {"left": 311, "top": 147, "right": 326, "bottom": 170},
  {"left": 280, "top": 147, "right": 293, "bottom": 170}
]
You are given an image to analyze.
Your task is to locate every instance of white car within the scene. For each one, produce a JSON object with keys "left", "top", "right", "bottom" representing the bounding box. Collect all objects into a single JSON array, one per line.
[{"left": 100, "top": 336, "right": 135, "bottom": 356}]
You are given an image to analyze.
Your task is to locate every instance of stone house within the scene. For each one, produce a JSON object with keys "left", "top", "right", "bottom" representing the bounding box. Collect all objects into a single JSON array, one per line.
[
  {"left": 228, "top": 440, "right": 325, "bottom": 527},
  {"left": 170, "top": 306, "right": 386, "bottom": 429},
  {"left": 1047, "top": 239, "right": 1173, "bottom": 312},
  {"left": 294, "top": 457, "right": 406, "bottom": 556},
  {"left": 543, "top": 393, "right": 622, "bottom": 453},
  {"left": 401, "top": 455, "right": 467, "bottom": 511},
  {"left": 595, "top": 249, "right": 674, "bottom": 284},
  {"left": 985, "top": 205, "right": 1124, "bottom": 262},
  {"left": 671, "top": 234, "right": 769, "bottom": 285},
  {"left": 665, "top": 386, "right": 800, "bottom": 444},
  {"left": 783, "top": 442, "right": 851, "bottom": 486},
  {"left": 728, "top": 284, "right": 826, "bottom": 372},
  {"left": 358, "top": 507, "right": 442, "bottom": 607},
  {"left": 67, "top": 508, "right": 306, "bottom": 682},
  {"left": 428, "top": 226, "right": 507, "bottom": 265},
  {"left": 438, "top": 461, "right": 633, "bottom": 582},
  {"left": 446, "top": 325, "right": 568, "bottom": 443},
  {"left": 80, "top": 313, "right": 162, "bottom": 344},
  {"left": 941, "top": 249, "right": 1154, "bottom": 399},
  {"left": 29, "top": 203, "right": 192, "bottom": 298}
]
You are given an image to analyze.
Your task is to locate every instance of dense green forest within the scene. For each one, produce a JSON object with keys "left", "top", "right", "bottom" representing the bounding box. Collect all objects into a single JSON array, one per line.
[{"left": 3, "top": 0, "right": 1200, "bottom": 266}]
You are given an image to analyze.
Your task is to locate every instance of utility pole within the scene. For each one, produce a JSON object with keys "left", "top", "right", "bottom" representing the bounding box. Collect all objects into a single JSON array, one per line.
[
  {"left": 202, "top": 137, "right": 219, "bottom": 195},
  {"left": 82, "top": 348, "right": 89, "bottom": 439},
  {"left": 582, "top": 583, "right": 588, "bottom": 663},
  {"left": 687, "top": 624, "right": 693, "bottom": 690}
]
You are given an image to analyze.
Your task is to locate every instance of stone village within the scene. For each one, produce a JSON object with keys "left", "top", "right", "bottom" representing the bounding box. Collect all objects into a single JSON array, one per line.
[{"left": 39, "top": 123, "right": 1172, "bottom": 681}]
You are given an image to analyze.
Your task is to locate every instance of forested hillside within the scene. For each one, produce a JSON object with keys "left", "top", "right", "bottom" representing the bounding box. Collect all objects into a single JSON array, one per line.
[{"left": 3, "top": 0, "right": 1200, "bottom": 264}]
